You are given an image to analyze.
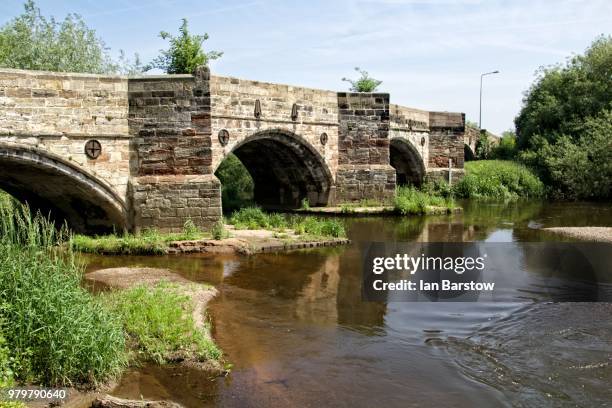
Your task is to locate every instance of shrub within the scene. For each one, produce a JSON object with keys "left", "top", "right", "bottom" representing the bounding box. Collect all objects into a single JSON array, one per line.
[
  {"left": 211, "top": 220, "right": 229, "bottom": 240},
  {"left": 0, "top": 204, "right": 126, "bottom": 386},
  {"left": 229, "top": 207, "right": 270, "bottom": 229},
  {"left": 453, "top": 160, "right": 544, "bottom": 200},
  {"left": 102, "top": 283, "right": 221, "bottom": 364}
]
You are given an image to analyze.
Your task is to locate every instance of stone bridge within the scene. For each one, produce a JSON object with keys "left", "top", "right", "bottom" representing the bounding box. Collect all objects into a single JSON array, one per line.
[{"left": 0, "top": 67, "right": 465, "bottom": 233}]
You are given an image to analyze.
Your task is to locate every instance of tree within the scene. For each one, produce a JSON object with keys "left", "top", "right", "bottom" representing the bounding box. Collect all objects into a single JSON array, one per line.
[
  {"left": 475, "top": 131, "right": 491, "bottom": 159},
  {"left": 1, "top": 1, "right": 107, "bottom": 73},
  {"left": 146, "top": 19, "right": 222, "bottom": 74},
  {"left": 490, "top": 130, "right": 517, "bottom": 160},
  {"left": 342, "top": 67, "right": 382, "bottom": 92},
  {"left": 520, "top": 110, "right": 612, "bottom": 200},
  {"left": 515, "top": 35, "right": 612, "bottom": 149},
  {"left": 0, "top": 1, "right": 141, "bottom": 75}
]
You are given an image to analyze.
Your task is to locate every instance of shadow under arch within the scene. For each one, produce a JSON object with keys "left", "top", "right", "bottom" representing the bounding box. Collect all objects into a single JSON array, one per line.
[
  {"left": 389, "top": 137, "right": 425, "bottom": 187},
  {"left": 215, "top": 129, "right": 334, "bottom": 208},
  {"left": 0, "top": 141, "right": 128, "bottom": 234}
]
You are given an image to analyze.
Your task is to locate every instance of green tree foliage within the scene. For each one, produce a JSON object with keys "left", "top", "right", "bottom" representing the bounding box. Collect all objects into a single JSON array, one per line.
[
  {"left": 520, "top": 110, "right": 612, "bottom": 200},
  {"left": 515, "top": 36, "right": 612, "bottom": 199},
  {"left": 490, "top": 130, "right": 517, "bottom": 160},
  {"left": 515, "top": 35, "right": 612, "bottom": 149},
  {"left": 342, "top": 67, "right": 382, "bottom": 92},
  {"left": 147, "top": 18, "right": 222, "bottom": 74},
  {"left": 475, "top": 130, "right": 492, "bottom": 159},
  {"left": 0, "top": 0, "right": 140, "bottom": 74},
  {"left": 214, "top": 154, "right": 254, "bottom": 211}
]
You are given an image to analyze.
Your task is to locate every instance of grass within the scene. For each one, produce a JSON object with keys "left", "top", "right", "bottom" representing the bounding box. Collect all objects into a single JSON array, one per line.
[
  {"left": 393, "top": 186, "right": 457, "bottom": 215},
  {"left": 71, "top": 219, "right": 211, "bottom": 255},
  {"left": 229, "top": 207, "right": 346, "bottom": 238},
  {"left": 0, "top": 203, "right": 126, "bottom": 387},
  {"left": 101, "top": 282, "right": 221, "bottom": 365},
  {"left": 453, "top": 160, "right": 545, "bottom": 200}
]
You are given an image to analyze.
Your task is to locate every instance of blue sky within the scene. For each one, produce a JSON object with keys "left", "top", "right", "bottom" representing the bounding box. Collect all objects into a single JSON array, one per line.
[{"left": 1, "top": 0, "right": 611, "bottom": 134}]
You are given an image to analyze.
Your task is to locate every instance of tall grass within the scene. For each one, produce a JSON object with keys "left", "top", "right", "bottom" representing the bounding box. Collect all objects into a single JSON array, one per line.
[
  {"left": 70, "top": 219, "right": 210, "bottom": 255},
  {"left": 453, "top": 160, "right": 545, "bottom": 200},
  {"left": 229, "top": 207, "right": 346, "bottom": 238},
  {"left": 0, "top": 203, "right": 126, "bottom": 386},
  {"left": 102, "top": 282, "right": 221, "bottom": 364},
  {"left": 393, "top": 186, "right": 456, "bottom": 215}
]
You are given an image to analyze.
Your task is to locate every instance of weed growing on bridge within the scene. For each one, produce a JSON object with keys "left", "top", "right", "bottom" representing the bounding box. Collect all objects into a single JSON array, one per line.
[
  {"left": 229, "top": 207, "right": 346, "bottom": 238},
  {"left": 0, "top": 203, "right": 126, "bottom": 386}
]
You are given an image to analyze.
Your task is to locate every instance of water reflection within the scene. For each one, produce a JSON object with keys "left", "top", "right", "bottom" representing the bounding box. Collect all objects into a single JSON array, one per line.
[{"left": 94, "top": 201, "right": 612, "bottom": 407}]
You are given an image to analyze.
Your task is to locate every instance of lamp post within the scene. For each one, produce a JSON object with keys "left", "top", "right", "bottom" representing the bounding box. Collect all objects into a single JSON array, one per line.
[{"left": 479, "top": 70, "right": 499, "bottom": 129}]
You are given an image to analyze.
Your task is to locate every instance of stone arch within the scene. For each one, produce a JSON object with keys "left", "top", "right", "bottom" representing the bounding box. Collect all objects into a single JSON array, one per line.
[
  {"left": 389, "top": 138, "right": 425, "bottom": 187},
  {"left": 215, "top": 129, "right": 334, "bottom": 208},
  {"left": 0, "top": 142, "right": 128, "bottom": 233}
]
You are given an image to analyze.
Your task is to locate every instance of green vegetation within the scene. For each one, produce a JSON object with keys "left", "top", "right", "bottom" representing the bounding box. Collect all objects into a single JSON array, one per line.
[
  {"left": 489, "top": 131, "right": 517, "bottom": 160},
  {"left": 515, "top": 35, "right": 612, "bottom": 200},
  {"left": 102, "top": 282, "right": 221, "bottom": 364},
  {"left": 393, "top": 185, "right": 456, "bottom": 215},
  {"left": 453, "top": 160, "right": 544, "bottom": 200},
  {"left": 146, "top": 18, "right": 222, "bottom": 74},
  {"left": 0, "top": 1, "right": 141, "bottom": 74},
  {"left": 0, "top": 204, "right": 126, "bottom": 386},
  {"left": 215, "top": 154, "right": 254, "bottom": 212},
  {"left": 229, "top": 207, "right": 346, "bottom": 238},
  {"left": 342, "top": 67, "right": 382, "bottom": 92},
  {"left": 71, "top": 220, "right": 209, "bottom": 255},
  {"left": 211, "top": 220, "right": 230, "bottom": 240}
]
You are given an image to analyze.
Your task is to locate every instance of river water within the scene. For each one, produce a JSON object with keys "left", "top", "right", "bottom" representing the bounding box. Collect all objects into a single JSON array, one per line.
[{"left": 88, "top": 201, "right": 612, "bottom": 407}]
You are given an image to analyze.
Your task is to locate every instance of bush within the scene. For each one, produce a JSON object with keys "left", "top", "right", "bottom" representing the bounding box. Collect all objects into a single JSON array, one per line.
[
  {"left": 393, "top": 186, "right": 456, "bottom": 215},
  {"left": 211, "top": 220, "right": 229, "bottom": 240},
  {"left": 0, "top": 204, "right": 126, "bottom": 386},
  {"left": 453, "top": 160, "right": 544, "bottom": 200},
  {"left": 102, "top": 283, "right": 221, "bottom": 364},
  {"left": 520, "top": 110, "right": 612, "bottom": 200}
]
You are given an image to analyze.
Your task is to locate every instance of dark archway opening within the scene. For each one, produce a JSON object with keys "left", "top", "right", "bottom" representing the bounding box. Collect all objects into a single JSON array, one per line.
[
  {"left": 389, "top": 139, "right": 425, "bottom": 187},
  {"left": 215, "top": 131, "right": 333, "bottom": 212},
  {"left": 464, "top": 144, "right": 476, "bottom": 161},
  {"left": 0, "top": 147, "right": 127, "bottom": 234}
]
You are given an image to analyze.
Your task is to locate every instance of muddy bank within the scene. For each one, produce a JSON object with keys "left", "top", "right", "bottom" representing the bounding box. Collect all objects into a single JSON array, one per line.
[{"left": 543, "top": 227, "right": 612, "bottom": 243}]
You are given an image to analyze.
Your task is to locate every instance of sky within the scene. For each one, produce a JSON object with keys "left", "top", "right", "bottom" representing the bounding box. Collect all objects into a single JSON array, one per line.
[{"left": 1, "top": 0, "right": 611, "bottom": 134}]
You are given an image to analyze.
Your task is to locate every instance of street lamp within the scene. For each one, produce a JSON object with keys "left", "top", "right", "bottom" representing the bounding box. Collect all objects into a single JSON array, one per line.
[{"left": 479, "top": 70, "right": 499, "bottom": 129}]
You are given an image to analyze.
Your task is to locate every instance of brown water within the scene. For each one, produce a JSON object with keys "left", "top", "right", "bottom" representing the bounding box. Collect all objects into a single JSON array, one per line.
[{"left": 87, "top": 201, "right": 612, "bottom": 407}]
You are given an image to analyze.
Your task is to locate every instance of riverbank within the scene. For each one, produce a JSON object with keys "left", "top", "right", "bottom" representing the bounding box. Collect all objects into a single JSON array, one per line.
[
  {"left": 72, "top": 209, "right": 349, "bottom": 256},
  {"left": 543, "top": 227, "right": 612, "bottom": 243},
  {"left": 294, "top": 205, "right": 461, "bottom": 216}
]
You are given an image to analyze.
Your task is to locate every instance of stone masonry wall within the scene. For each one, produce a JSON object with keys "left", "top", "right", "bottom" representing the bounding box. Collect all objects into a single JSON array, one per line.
[
  {"left": 209, "top": 75, "right": 339, "bottom": 176},
  {"left": 427, "top": 111, "right": 465, "bottom": 183},
  {"left": 128, "top": 67, "right": 221, "bottom": 231},
  {"left": 0, "top": 68, "right": 132, "bottom": 200},
  {"left": 335, "top": 93, "right": 396, "bottom": 203}
]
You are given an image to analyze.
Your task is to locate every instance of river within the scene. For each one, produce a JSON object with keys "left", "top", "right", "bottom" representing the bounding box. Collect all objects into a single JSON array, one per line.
[{"left": 85, "top": 201, "right": 612, "bottom": 407}]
